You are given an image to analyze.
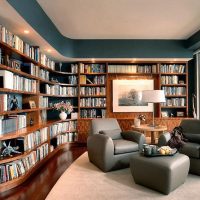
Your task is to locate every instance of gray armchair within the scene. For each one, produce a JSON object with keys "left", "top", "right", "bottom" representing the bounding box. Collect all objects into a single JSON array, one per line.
[
  {"left": 87, "top": 118, "right": 146, "bottom": 172},
  {"left": 158, "top": 119, "right": 200, "bottom": 175}
]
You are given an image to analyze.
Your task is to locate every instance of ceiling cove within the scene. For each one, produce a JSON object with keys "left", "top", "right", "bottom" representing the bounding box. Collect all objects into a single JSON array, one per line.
[{"left": 7, "top": 0, "right": 200, "bottom": 59}]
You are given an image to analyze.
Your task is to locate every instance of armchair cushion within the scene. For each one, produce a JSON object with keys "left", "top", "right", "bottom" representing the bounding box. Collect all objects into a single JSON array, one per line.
[
  {"left": 113, "top": 139, "right": 138, "bottom": 155},
  {"left": 179, "top": 142, "right": 200, "bottom": 158},
  {"left": 99, "top": 129, "right": 122, "bottom": 140},
  {"left": 183, "top": 133, "right": 200, "bottom": 144}
]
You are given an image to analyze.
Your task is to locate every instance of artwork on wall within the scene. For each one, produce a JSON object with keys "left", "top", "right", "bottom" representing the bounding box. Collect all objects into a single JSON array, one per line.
[{"left": 113, "top": 80, "right": 154, "bottom": 112}]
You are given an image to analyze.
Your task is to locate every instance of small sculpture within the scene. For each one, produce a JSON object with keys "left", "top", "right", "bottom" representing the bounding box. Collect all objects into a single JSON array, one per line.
[
  {"left": 10, "top": 95, "right": 19, "bottom": 110},
  {"left": 30, "top": 118, "right": 34, "bottom": 126},
  {"left": 1, "top": 142, "right": 21, "bottom": 157}
]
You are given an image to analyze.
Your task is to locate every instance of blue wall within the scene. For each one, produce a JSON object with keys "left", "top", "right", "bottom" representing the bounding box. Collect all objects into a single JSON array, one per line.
[{"left": 8, "top": 0, "right": 196, "bottom": 59}]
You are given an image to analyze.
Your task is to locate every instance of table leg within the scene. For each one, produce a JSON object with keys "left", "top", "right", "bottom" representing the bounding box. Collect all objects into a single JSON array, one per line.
[{"left": 151, "top": 131, "right": 156, "bottom": 144}]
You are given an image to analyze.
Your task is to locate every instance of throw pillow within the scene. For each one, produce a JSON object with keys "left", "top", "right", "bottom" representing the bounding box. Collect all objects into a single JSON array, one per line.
[{"left": 99, "top": 129, "right": 122, "bottom": 140}]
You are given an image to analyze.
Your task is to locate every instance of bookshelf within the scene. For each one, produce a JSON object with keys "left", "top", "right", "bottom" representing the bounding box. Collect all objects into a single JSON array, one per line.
[
  {"left": 160, "top": 63, "right": 188, "bottom": 118},
  {"left": 0, "top": 25, "right": 78, "bottom": 192},
  {"left": 0, "top": 23, "right": 191, "bottom": 191},
  {"left": 79, "top": 63, "right": 107, "bottom": 119}
]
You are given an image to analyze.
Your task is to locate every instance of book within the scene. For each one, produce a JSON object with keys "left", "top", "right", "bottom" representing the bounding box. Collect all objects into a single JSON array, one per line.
[{"left": 0, "top": 70, "right": 13, "bottom": 89}]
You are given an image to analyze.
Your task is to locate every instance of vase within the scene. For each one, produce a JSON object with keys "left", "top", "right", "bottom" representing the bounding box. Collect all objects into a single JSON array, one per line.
[
  {"left": 59, "top": 111, "right": 67, "bottom": 120},
  {"left": 134, "top": 118, "right": 140, "bottom": 127}
]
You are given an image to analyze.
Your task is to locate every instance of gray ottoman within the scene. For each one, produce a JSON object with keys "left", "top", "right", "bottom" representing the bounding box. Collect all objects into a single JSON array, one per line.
[{"left": 130, "top": 153, "right": 189, "bottom": 194}]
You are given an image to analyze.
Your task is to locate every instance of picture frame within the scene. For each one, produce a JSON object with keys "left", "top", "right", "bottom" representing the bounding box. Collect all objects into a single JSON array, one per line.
[
  {"left": 29, "top": 100, "right": 36, "bottom": 109},
  {"left": 112, "top": 79, "right": 154, "bottom": 112},
  {"left": 177, "top": 111, "right": 184, "bottom": 117},
  {"left": 161, "top": 111, "right": 169, "bottom": 118}
]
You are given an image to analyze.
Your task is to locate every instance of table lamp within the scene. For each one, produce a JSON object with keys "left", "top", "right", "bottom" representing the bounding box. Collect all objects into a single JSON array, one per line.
[{"left": 142, "top": 90, "right": 166, "bottom": 127}]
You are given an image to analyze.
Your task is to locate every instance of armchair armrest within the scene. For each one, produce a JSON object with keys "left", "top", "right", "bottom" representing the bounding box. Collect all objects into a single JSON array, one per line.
[
  {"left": 87, "top": 134, "right": 114, "bottom": 172},
  {"left": 158, "top": 132, "right": 171, "bottom": 147},
  {"left": 121, "top": 131, "right": 146, "bottom": 151}
]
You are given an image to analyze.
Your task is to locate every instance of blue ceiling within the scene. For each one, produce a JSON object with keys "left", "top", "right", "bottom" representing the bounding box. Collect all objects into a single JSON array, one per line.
[{"left": 8, "top": 0, "right": 199, "bottom": 59}]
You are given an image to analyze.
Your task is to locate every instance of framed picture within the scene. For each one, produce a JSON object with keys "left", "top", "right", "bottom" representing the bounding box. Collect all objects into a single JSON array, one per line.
[
  {"left": 161, "top": 111, "right": 169, "bottom": 118},
  {"left": 177, "top": 111, "right": 184, "bottom": 117},
  {"left": 29, "top": 100, "right": 36, "bottom": 109},
  {"left": 112, "top": 79, "right": 154, "bottom": 112}
]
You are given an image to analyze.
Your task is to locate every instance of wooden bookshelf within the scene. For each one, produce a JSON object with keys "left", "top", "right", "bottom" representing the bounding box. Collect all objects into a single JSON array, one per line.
[{"left": 0, "top": 28, "right": 79, "bottom": 192}]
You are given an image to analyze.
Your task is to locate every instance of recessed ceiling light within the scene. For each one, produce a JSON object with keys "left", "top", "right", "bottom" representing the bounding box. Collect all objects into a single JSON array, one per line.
[
  {"left": 24, "top": 30, "right": 30, "bottom": 34},
  {"left": 47, "top": 49, "right": 52, "bottom": 52},
  {"left": 91, "top": 58, "right": 95, "bottom": 62}
]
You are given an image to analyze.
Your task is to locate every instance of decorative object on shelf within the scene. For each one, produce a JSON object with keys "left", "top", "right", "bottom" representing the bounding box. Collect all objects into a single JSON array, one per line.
[
  {"left": 161, "top": 111, "right": 168, "bottom": 118},
  {"left": 10, "top": 95, "right": 19, "bottom": 110},
  {"left": 59, "top": 62, "right": 62, "bottom": 72},
  {"left": 134, "top": 114, "right": 146, "bottom": 127},
  {"left": 29, "top": 100, "right": 36, "bottom": 109},
  {"left": 112, "top": 80, "right": 154, "bottom": 112},
  {"left": 30, "top": 118, "right": 34, "bottom": 126},
  {"left": 1, "top": 142, "right": 21, "bottom": 157},
  {"left": 54, "top": 101, "right": 73, "bottom": 120},
  {"left": 142, "top": 90, "right": 166, "bottom": 127},
  {"left": 50, "top": 77, "right": 59, "bottom": 83},
  {"left": 192, "top": 93, "right": 197, "bottom": 118}
]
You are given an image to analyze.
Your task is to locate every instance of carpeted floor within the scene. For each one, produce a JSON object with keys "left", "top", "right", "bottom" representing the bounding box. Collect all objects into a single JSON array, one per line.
[{"left": 46, "top": 152, "right": 200, "bottom": 200}]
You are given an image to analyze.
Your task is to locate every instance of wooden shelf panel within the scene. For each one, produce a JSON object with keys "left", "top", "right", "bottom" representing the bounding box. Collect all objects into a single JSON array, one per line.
[
  {"left": 80, "top": 95, "right": 106, "bottom": 97},
  {"left": 161, "top": 84, "right": 186, "bottom": 86},
  {"left": 160, "top": 73, "right": 186, "bottom": 75},
  {"left": 108, "top": 72, "right": 159, "bottom": 75},
  {"left": 39, "top": 93, "right": 78, "bottom": 97},
  {"left": 80, "top": 84, "right": 105, "bottom": 86},
  {"left": 80, "top": 73, "right": 106, "bottom": 75},
  {"left": 53, "top": 71, "right": 78, "bottom": 75},
  {"left": 0, "top": 108, "right": 38, "bottom": 115},
  {"left": 80, "top": 106, "right": 106, "bottom": 109},
  {"left": 0, "top": 88, "right": 37, "bottom": 95}
]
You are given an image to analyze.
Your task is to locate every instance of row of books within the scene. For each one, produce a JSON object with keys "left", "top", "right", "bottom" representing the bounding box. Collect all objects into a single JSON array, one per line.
[
  {"left": 108, "top": 64, "right": 158, "bottom": 73},
  {"left": 71, "top": 64, "right": 78, "bottom": 73},
  {"left": 39, "top": 96, "right": 49, "bottom": 108},
  {"left": 162, "top": 87, "right": 186, "bottom": 95},
  {"left": 161, "top": 76, "right": 184, "bottom": 85},
  {"left": 45, "top": 84, "right": 78, "bottom": 96},
  {"left": 0, "top": 24, "right": 55, "bottom": 69},
  {"left": 0, "top": 143, "right": 48, "bottom": 183},
  {"left": 40, "top": 53, "right": 55, "bottom": 70},
  {"left": 0, "top": 25, "right": 39, "bottom": 61},
  {"left": 80, "top": 63, "right": 106, "bottom": 73},
  {"left": 0, "top": 114, "right": 26, "bottom": 135},
  {"left": 24, "top": 127, "right": 48, "bottom": 151},
  {"left": 68, "top": 75, "right": 78, "bottom": 85},
  {"left": 49, "top": 121, "right": 77, "bottom": 138},
  {"left": 80, "top": 109, "right": 106, "bottom": 118},
  {"left": 161, "top": 98, "right": 186, "bottom": 107},
  {"left": 160, "top": 64, "right": 185, "bottom": 73},
  {"left": 80, "top": 87, "right": 106, "bottom": 96},
  {"left": 0, "top": 70, "right": 36, "bottom": 92},
  {"left": 57, "top": 132, "right": 78, "bottom": 145},
  {"left": 80, "top": 75, "right": 105, "bottom": 84},
  {"left": 80, "top": 98, "right": 106, "bottom": 107}
]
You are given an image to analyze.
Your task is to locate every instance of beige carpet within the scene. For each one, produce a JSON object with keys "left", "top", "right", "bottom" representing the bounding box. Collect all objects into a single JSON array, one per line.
[{"left": 46, "top": 152, "right": 200, "bottom": 200}]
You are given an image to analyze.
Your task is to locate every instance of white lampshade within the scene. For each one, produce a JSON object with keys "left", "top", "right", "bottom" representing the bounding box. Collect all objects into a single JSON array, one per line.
[{"left": 142, "top": 90, "right": 166, "bottom": 103}]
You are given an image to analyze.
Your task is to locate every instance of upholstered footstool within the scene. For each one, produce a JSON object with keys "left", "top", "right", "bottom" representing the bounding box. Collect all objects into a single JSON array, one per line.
[{"left": 130, "top": 153, "right": 189, "bottom": 194}]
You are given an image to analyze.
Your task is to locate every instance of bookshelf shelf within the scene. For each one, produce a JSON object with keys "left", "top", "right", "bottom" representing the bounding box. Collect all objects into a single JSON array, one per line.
[
  {"left": 0, "top": 88, "right": 37, "bottom": 95},
  {"left": 0, "top": 108, "right": 38, "bottom": 115},
  {"left": 80, "top": 84, "right": 105, "bottom": 87}
]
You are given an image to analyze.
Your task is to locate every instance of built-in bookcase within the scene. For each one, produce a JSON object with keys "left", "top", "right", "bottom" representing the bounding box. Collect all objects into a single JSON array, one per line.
[
  {"left": 0, "top": 25, "right": 78, "bottom": 192},
  {"left": 79, "top": 63, "right": 107, "bottom": 118}
]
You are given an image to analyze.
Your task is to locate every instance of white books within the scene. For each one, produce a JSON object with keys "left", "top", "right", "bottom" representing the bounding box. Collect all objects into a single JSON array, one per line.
[{"left": 0, "top": 70, "right": 13, "bottom": 89}]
